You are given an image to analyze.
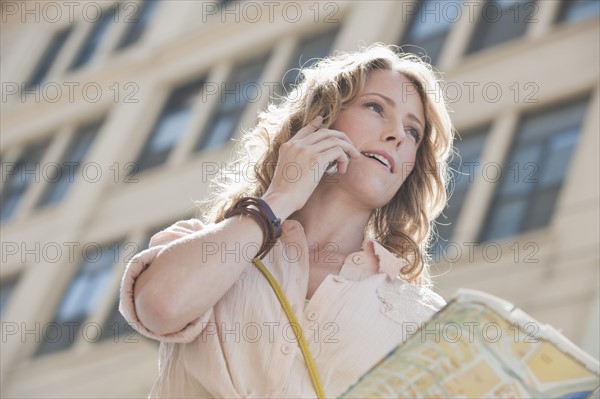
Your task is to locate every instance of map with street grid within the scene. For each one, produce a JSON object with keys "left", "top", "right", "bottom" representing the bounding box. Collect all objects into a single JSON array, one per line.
[{"left": 341, "top": 290, "right": 600, "bottom": 398}]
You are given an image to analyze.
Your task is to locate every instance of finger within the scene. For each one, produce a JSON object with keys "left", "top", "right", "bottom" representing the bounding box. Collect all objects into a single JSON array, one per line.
[
  {"left": 301, "top": 135, "right": 361, "bottom": 159},
  {"left": 336, "top": 151, "right": 351, "bottom": 175},
  {"left": 293, "top": 116, "right": 323, "bottom": 139},
  {"left": 301, "top": 128, "right": 346, "bottom": 142},
  {"left": 309, "top": 136, "right": 361, "bottom": 160},
  {"left": 311, "top": 130, "right": 360, "bottom": 159},
  {"left": 320, "top": 147, "right": 351, "bottom": 175}
]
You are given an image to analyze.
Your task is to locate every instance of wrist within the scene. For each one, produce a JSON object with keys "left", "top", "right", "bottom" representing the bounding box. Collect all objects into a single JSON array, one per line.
[
  {"left": 225, "top": 196, "right": 282, "bottom": 260},
  {"left": 261, "top": 192, "right": 296, "bottom": 222}
]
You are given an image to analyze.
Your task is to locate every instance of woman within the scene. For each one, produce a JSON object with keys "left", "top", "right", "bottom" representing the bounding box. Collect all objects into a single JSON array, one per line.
[{"left": 120, "top": 43, "right": 454, "bottom": 397}]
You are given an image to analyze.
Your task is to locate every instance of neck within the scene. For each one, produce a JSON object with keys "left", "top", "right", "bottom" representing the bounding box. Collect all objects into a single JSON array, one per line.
[{"left": 289, "top": 182, "right": 372, "bottom": 258}]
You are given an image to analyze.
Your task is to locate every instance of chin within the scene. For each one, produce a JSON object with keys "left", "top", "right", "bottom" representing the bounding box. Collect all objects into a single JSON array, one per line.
[
  {"left": 339, "top": 170, "right": 403, "bottom": 206},
  {"left": 353, "top": 185, "right": 398, "bottom": 209}
]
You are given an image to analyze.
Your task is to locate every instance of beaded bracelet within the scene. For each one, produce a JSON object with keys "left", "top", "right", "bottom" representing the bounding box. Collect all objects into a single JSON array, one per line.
[{"left": 224, "top": 197, "right": 282, "bottom": 260}]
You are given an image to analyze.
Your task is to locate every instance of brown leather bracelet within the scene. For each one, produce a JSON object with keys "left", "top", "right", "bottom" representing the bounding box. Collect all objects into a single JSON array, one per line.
[{"left": 224, "top": 197, "right": 282, "bottom": 259}]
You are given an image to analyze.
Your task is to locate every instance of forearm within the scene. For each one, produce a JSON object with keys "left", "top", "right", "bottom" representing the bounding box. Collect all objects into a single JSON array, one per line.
[
  {"left": 135, "top": 216, "right": 263, "bottom": 335},
  {"left": 134, "top": 194, "right": 293, "bottom": 336}
]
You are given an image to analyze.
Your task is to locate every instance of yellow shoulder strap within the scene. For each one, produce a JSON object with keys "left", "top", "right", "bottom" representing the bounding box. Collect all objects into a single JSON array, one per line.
[{"left": 251, "top": 257, "right": 326, "bottom": 398}]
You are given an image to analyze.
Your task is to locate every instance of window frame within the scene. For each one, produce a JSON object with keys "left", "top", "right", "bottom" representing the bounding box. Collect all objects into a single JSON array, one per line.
[
  {"left": 398, "top": 0, "right": 458, "bottom": 65},
  {"left": 69, "top": 4, "right": 119, "bottom": 70},
  {"left": 136, "top": 76, "right": 207, "bottom": 171},
  {"left": 466, "top": 0, "right": 538, "bottom": 55},
  {"left": 195, "top": 53, "right": 271, "bottom": 152},
  {"left": 35, "top": 118, "right": 103, "bottom": 208},
  {"left": 35, "top": 239, "right": 126, "bottom": 356},
  {"left": 478, "top": 95, "right": 591, "bottom": 243}
]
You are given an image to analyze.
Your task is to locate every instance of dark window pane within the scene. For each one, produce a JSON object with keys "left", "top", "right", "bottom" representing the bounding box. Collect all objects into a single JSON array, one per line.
[
  {"left": 399, "top": 0, "right": 458, "bottom": 64},
  {"left": 484, "top": 198, "right": 528, "bottom": 240},
  {"left": 196, "top": 56, "right": 268, "bottom": 152},
  {"left": 281, "top": 29, "right": 339, "bottom": 93},
  {"left": 37, "top": 119, "right": 102, "bottom": 207},
  {"left": 518, "top": 98, "right": 587, "bottom": 143},
  {"left": 70, "top": 6, "right": 117, "bottom": 69},
  {"left": 556, "top": 0, "right": 600, "bottom": 24},
  {"left": 200, "top": 113, "right": 239, "bottom": 150},
  {"left": 27, "top": 28, "right": 72, "bottom": 88},
  {"left": 36, "top": 241, "right": 123, "bottom": 356},
  {"left": 98, "top": 299, "right": 138, "bottom": 342},
  {"left": 1, "top": 140, "right": 51, "bottom": 222},
  {"left": 0, "top": 276, "right": 19, "bottom": 319},
  {"left": 434, "top": 127, "right": 487, "bottom": 255},
  {"left": 480, "top": 97, "right": 589, "bottom": 242},
  {"left": 522, "top": 187, "right": 560, "bottom": 232},
  {"left": 539, "top": 129, "right": 578, "bottom": 186},
  {"left": 116, "top": 0, "right": 161, "bottom": 50},
  {"left": 497, "top": 145, "right": 542, "bottom": 196},
  {"left": 137, "top": 77, "right": 206, "bottom": 171},
  {"left": 148, "top": 108, "right": 190, "bottom": 151},
  {"left": 467, "top": 0, "right": 536, "bottom": 54}
]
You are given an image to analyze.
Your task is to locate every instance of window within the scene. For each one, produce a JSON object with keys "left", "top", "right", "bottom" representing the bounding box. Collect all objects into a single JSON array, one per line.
[
  {"left": 115, "top": 0, "right": 161, "bottom": 50},
  {"left": 26, "top": 27, "right": 72, "bottom": 88},
  {"left": 137, "top": 77, "right": 206, "bottom": 171},
  {"left": 1, "top": 139, "right": 51, "bottom": 222},
  {"left": 69, "top": 6, "right": 117, "bottom": 69},
  {"left": 195, "top": 55, "right": 268, "bottom": 152},
  {"left": 36, "top": 119, "right": 102, "bottom": 207},
  {"left": 480, "top": 97, "right": 589, "bottom": 242},
  {"left": 280, "top": 29, "right": 339, "bottom": 94},
  {"left": 0, "top": 275, "right": 19, "bottom": 319},
  {"left": 555, "top": 0, "right": 600, "bottom": 24},
  {"left": 467, "top": 0, "right": 536, "bottom": 54},
  {"left": 399, "top": 0, "right": 458, "bottom": 65},
  {"left": 36, "top": 241, "right": 123, "bottom": 356},
  {"left": 98, "top": 298, "right": 138, "bottom": 342},
  {"left": 434, "top": 127, "right": 488, "bottom": 255},
  {"left": 97, "top": 221, "right": 180, "bottom": 342}
]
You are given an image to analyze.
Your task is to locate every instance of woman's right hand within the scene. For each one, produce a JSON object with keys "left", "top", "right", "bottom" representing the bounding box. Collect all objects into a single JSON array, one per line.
[
  {"left": 133, "top": 116, "right": 359, "bottom": 335},
  {"left": 262, "top": 115, "right": 361, "bottom": 219}
]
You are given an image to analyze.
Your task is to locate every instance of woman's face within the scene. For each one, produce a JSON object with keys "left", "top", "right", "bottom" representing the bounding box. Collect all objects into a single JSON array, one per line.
[{"left": 329, "top": 69, "right": 425, "bottom": 208}]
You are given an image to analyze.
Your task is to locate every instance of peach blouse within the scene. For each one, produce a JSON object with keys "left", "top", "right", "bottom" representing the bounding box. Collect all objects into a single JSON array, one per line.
[{"left": 119, "top": 218, "right": 445, "bottom": 398}]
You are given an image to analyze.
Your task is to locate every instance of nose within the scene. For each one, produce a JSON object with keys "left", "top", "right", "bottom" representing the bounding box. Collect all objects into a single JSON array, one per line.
[{"left": 383, "top": 121, "right": 406, "bottom": 147}]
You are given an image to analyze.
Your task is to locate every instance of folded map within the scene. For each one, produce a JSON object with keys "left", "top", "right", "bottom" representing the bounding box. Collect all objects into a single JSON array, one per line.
[{"left": 340, "top": 289, "right": 600, "bottom": 398}]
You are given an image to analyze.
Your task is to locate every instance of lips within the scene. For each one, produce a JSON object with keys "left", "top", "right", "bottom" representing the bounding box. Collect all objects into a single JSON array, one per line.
[{"left": 361, "top": 150, "right": 395, "bottom": 173}]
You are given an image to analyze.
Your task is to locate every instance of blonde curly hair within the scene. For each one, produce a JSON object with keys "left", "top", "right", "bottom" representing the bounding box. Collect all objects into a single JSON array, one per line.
[{"left": 199, "top": 43, "right": 454, "bottom": 286}]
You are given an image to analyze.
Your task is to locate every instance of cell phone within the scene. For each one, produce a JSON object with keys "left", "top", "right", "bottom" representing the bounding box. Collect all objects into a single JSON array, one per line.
[
  {"left": 325, "top": 161, "right": 338, "bottom": 176},
  {"left": 324, "top": 151, "right": 350, "bottom": 176}
]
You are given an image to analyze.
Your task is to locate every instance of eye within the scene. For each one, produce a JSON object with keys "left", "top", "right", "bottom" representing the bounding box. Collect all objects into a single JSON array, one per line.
[
  {"left": 365, "top": 102, "right": 383, "bottom": 115},
  {"left": 406, "top": 128, "right": 422, "bottom": 143}
]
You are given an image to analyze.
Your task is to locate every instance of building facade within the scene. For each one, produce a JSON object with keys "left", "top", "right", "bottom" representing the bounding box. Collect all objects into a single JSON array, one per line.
[{"left": 1, "top": 0, "right": 598, "bottom": 396}]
